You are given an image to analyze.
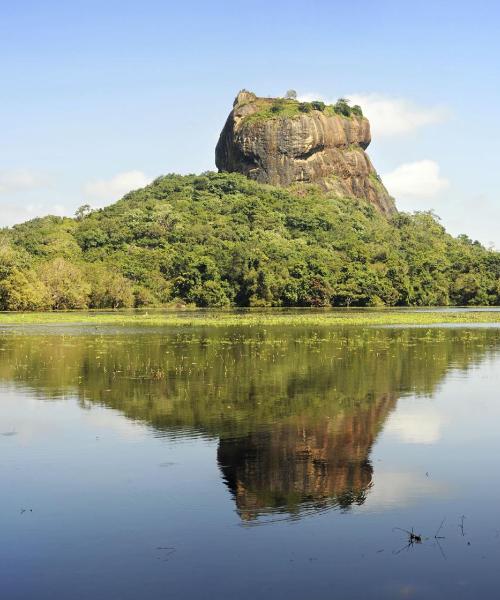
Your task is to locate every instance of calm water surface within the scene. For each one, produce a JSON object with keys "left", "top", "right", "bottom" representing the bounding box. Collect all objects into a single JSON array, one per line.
[{"left": 1, "top": 324, "right": 500, "bottom": 599}]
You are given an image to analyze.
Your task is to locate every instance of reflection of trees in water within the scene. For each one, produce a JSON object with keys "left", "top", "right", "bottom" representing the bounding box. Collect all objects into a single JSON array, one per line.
[
  {"left": 0, "top": 326, "right": 499, "bottom": 521},
  {"left": 218, "top": 393, "right": 396, "bottom": 521}
]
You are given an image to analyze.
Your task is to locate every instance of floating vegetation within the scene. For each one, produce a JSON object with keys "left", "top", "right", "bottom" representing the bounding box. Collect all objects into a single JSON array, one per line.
[{"left": 0, "top": 308, "right": 500, "bottom": 329}]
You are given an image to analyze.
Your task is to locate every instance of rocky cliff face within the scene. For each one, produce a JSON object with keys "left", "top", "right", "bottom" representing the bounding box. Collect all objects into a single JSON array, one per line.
[{"left": 216, "top": 91, "right": 396, "bottom": 216}]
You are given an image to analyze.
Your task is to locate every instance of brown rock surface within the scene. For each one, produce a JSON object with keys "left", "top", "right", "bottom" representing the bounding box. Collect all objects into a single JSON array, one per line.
[{"left": 215, "top": 90, "right": 396, "bottom": 215}]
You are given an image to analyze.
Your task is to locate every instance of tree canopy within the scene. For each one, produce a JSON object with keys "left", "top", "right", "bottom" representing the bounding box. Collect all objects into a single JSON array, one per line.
[{"left": 1, "top": 172, "right": 499, "bottom": 310}]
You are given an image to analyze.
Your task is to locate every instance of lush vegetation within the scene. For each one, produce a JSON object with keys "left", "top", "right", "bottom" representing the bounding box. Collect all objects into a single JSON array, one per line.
[
  {"left": 1, "top": 309, "right": 500, "bottom": 327},
  {"left": 1, "top": 171, "right": 499, "bottom": 311},
  {"left": 243, "top": 96, "right": 364, "bottom": 124}
]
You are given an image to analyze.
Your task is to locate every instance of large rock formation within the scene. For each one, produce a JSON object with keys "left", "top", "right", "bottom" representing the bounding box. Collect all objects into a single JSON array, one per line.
[{"left": 216, "top": 90, "right": 396, "bottom": 215}]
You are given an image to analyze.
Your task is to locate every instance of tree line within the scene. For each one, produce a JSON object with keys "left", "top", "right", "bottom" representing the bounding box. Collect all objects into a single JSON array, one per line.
[{"left": 1, "top": 172, "right": 499, "bottom": 310}]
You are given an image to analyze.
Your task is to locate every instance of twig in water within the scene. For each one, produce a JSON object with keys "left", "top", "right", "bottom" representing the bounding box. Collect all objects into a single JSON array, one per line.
[
  {"left": 459, "top": 515, "right": 466, "bottom": 537},
  {"left": 434, "top": 537, "right": 447, "bottom": 560},
  {"left": 431, "top": 518, "right": 447, "bottom": 560},
  {"left": 393, "top": 521, "right": 448, "bottom": 560},
  {"left": 392, "top": 527, "right": 423, "bottom": 554},
  {"left": 393, "top": 539, "right": 417, "bottom": 555},
  {"left": 434, "top": 518, "right": 446, "bottom": 539},
  {"left": 393, "top": 527, "right": 422, "bottom": 543}
]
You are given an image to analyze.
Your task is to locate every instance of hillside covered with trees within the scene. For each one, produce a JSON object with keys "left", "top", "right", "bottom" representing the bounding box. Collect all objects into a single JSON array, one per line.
[{"left": 1, "top": 172, "right": 499, "bottom": 310}]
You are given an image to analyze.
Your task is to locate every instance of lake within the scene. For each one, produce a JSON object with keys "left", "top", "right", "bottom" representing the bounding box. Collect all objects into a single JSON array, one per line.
[{"left": 1, "top": 322, "right": 500, "bottom": 599}]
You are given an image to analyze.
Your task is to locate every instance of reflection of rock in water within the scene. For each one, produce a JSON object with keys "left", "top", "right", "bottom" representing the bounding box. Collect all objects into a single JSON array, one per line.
[
  {"left": 3, "top": 328, "right": 497, "bottom": 521},
  {"left": 218, "top": 393, "right": 397, "bottom": 521}
]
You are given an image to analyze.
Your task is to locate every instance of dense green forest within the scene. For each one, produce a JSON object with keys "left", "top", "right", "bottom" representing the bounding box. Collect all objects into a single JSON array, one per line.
[{"left": 1, "top": 171, "right": 499, "bottom": 310}]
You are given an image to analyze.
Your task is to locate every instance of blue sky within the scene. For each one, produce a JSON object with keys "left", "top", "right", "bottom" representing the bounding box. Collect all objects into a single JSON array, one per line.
[{"left": 1, "top": 0, "right": 499, "bottom": 245}]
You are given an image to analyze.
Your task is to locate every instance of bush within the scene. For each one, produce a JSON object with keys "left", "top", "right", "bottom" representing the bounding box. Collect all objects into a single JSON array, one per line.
[
  {"left": 334, "top": 99, "right": 351, "bottom": 117},
  {"left": 40, "top": 258, "right": 90, "bottom": 309},
  {"left": 189, "top": 280, "right": 231, "bottom": 308},
  {"left": 87, "top": 265, "right": 134, "bottom": 308},
  {"left": 0, "top": 242, "right": 30, "bottom": 279},
  {"left": 0, "top": 269, "right": 50, "bottom": 311},
  {"left": 311, "top": 101, "right": 325, "bottom": 112},
  {"left": 270, "top": 102, "right": 283, "bottom": 114},
  {"left": 133, "top": 286, "right": 157, "bottom": 307}
]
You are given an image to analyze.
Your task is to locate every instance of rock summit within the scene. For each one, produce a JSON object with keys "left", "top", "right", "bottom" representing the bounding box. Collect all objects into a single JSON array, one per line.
[{"left": 216, "top": 90, "right": 396, "bottom": 215}]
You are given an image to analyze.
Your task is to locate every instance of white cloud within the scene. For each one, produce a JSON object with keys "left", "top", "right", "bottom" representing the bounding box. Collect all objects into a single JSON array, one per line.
[
  {"left": 361, "top": 469, "right": 448, "bottom": 511},
  {"left": 0, "top": 202, "right": 68, "bottom": 227},
  {"left": 382, "top": 160, "right": 449, "bottom": 198},
  {"left": 84, "top": 170, "right": 152, "bottom": 201},
  {"left": 83, "top": 409, "right": 148, "bottom": 441},
  {"left": 384, "top": 401, "right": 445, "bottom": 445},
  {"left": 298, "top": 92, "right": 448, "bottom": 137},
  {"left": 348, "top": 93, "right": 448, "bottom": 136},
  {"left": 0, "top": 169, "right": 50, "bottom": 194}
]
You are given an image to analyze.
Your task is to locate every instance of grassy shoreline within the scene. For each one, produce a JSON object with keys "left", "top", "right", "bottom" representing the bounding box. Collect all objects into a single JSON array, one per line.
[{"left": 1, "top": 308, "right": 500, "bottom": 328}]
